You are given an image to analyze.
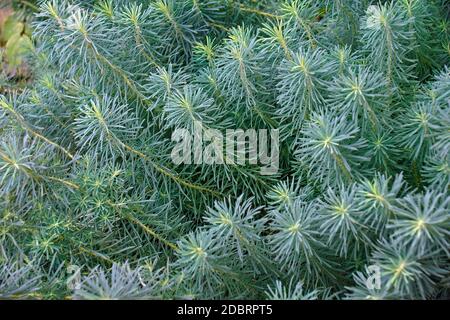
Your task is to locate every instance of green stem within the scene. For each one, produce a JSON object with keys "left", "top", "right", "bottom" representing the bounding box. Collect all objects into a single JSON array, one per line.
[{"left": 123, "top": 213, "right": 178, "bottom": 251}]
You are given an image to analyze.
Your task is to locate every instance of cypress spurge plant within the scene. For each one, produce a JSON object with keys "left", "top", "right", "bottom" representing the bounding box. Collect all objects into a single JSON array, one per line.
[{"left": 0, "top": 0, "right": 449, "bottom": 300}]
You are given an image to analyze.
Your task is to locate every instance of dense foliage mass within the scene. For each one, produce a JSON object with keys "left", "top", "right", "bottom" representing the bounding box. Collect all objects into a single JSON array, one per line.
[{"left": 0, "top": 0, "right": 449, "bottom": 300}]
